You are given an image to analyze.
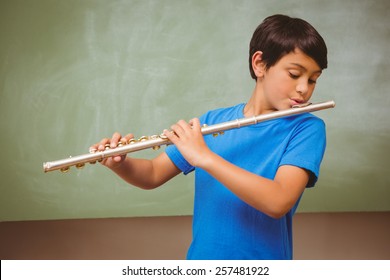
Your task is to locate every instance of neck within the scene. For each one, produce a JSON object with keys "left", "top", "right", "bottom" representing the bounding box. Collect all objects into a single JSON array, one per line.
[{"left": 243, "top": 85, "right": 274, "bottom": 117}]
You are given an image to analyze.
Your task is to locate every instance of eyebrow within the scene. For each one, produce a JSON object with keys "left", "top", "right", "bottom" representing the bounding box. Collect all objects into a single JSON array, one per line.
[{"left": 290, "top": 63, "right": 322, "bottom": 74}]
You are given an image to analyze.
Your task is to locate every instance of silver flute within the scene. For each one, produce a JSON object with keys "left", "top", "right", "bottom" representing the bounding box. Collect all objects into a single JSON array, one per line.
[{"left": 43, "top": 100, "right": 335, "bottom": 173}]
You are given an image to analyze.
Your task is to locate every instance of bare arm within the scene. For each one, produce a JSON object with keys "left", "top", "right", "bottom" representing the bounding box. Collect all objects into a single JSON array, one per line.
[
  {"left": 110, "top": 153, "right": 181, "bottom": 189},
  {"left": 90, "top": 132, "right": 181, "bottom": 189},
  {"left": 165, "top": 119, "right": 309, "bottom": 219},
  {"left": 197, "top": 153, "right": 308, "bottom": 218}
]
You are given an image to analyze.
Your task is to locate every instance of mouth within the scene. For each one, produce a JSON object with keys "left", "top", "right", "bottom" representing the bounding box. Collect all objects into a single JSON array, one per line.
[
  {"left": 292, "top": 102, "right": 312, "bottom": 108},
  {"left": 290, "top": 98, "right": 305, "bottom": 107}
]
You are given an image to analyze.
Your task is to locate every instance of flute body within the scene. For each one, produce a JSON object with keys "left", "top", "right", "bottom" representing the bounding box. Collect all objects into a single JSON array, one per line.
[{"left": 43, "top": 100, "right": 335, "bottom": 173}]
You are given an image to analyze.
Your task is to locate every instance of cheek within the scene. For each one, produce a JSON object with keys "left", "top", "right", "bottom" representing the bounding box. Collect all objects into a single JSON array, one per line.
[
  {"left": 306, "top": 86, "right": 315, "bottom": 99},
  {"left": 271, "top": 76, "right": 291, "bottom": 95},
  {"left": 263, "top": 70, "right": 293, "bottom": 99}
]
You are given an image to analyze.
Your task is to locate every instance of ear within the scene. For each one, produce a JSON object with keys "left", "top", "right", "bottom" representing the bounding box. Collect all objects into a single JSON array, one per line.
[{"left": 252, "top": 51, "right": 266, "bottom": 78}]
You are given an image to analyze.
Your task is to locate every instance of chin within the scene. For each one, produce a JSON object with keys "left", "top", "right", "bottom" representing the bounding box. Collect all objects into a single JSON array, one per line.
[{"left": 278, "top": 103, "right": 292, "bottom": 111}]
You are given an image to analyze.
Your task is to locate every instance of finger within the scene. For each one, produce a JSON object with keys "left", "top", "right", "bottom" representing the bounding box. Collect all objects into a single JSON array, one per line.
[
  {"left": 98, "top": 138, "right": 111, "bottom": 151},
  {"left": 89, "top": 144, "right": 98, "bottom": 153},
  {"left": 179, "top": 119, "right": 195, "bottom": 131},
  {"left": 110, "top": 132, "right": 122, "bottom": 148},
  {"left": 89, "top": 141, "right": 101, "bottom": 153},
  {"left": 170, "top": 122, "right": 185, "bottom": 137},
  {"left": 163, "top": 129, "right": 178, "bottom": 142},
  {"left": 189, "top": 118, "right": 201, "bottom": 130},
  {"left": 122, "top": 133, "right": 134, "bottom": 144},
  {"left": 113, "top": 155, "right": 124, "bottom": 162}
]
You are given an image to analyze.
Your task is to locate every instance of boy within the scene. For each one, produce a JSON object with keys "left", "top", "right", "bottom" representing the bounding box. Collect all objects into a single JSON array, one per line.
[{"left": 91, "top": 14, "right": 328, "bottom": 259}]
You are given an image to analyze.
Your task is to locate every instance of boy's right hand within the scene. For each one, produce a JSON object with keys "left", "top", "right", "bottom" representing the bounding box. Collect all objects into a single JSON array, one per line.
[{"left": 89, "top": 132, "right": 134, "bottom": 169}]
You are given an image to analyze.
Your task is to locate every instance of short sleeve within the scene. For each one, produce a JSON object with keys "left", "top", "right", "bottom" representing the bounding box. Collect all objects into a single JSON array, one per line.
[
  {"left": 164, "top": 112, "right": 211, "bottom": 175},
  {"left": 165, "top": 145, "right": 195, "bottom": 175},
  {"left": 279, "top": 117, "right": 326, "bottom": 188}
]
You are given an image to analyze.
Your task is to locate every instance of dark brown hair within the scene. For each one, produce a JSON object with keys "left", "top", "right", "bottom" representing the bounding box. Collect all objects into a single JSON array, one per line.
[{"left": 249, "top": 14, "right": 328, "bottom": 79}]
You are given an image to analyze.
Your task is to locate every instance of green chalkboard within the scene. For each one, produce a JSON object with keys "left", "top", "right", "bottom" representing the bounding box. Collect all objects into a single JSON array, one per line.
[{"left": 1, "top": 0, "right": 389, "bottom": 221}]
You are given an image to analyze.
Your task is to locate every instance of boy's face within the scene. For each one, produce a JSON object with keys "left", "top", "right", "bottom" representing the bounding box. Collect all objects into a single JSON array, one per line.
[{"left": 258, "top": 48, "right": 322, "bottom": 112}]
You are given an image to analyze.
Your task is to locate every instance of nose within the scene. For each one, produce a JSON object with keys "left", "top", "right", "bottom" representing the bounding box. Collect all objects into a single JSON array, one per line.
[{"left": 296, "top": 81, "right": 308, "bottom": 96}]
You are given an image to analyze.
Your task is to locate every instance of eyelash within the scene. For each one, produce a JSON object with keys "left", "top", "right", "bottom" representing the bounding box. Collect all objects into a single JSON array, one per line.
[
  {"left": 289, "top": 72, "right": 299, "bottom": 79},
  {"left": 289, "top": 73, "right": 317, "bottom": 84}
]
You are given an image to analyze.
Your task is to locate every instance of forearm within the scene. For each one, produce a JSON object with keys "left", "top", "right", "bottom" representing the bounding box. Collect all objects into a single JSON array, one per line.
[
  {"left": 109, "top": 157, "right": 157, "bottom": 189},
  {"left": 199, "top": 152, "right": 307, "bottom": 218},
  {"left": 109, "top": 152, "right": 181, "bottom": 190}
]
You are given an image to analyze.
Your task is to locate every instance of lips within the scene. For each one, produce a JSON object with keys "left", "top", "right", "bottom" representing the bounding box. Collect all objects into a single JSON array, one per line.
[{"left": 290, "top": 98, "right": 304, "bottom": 107}]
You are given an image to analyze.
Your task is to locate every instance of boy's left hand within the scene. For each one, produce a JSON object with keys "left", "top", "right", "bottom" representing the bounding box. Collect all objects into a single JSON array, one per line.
[{"left": 164, "top": 118, "right": 212, "bottom": 168}]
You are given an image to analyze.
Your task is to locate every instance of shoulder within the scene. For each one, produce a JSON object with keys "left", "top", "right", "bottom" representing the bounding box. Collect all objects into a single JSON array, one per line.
[
  {"left": 277, "top": 113, "right": 326, "bottom": 149},
  {"left": 200, "top": 103, "right": 245, "bottom": 124},
  {"left": 286, "top": 113, "right": 326, "bottom": 134},
  {"left": 286, "top": 113, "right": 327, "bottom": 156}
]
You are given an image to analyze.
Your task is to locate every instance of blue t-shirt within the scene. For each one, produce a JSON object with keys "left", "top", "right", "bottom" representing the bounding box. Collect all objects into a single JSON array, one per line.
[{"left": 165, "top": 103, "right": 326, "bottom": 260}]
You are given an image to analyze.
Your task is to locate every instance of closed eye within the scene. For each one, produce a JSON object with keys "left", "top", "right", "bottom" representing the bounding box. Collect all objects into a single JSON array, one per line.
[
  {"left": 290, "top": 72, "right": 318, "bottom": 85},
  {"left": 289, "top": 72, "right": 299, "bottom": 79}
]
